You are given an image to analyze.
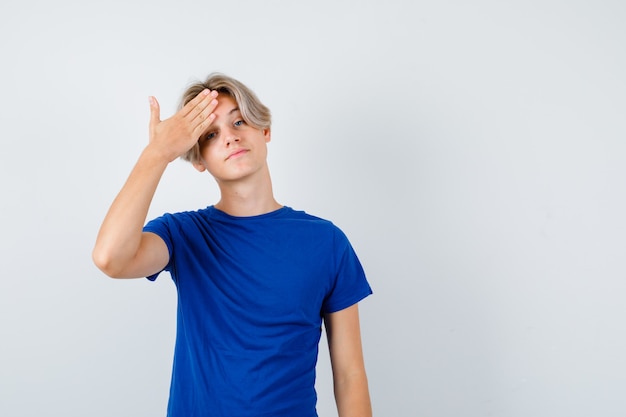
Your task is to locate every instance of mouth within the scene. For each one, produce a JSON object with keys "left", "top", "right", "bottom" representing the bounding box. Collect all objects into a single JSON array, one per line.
[{"left": 226, "top": 149, "right": 248, "bottom": 160}]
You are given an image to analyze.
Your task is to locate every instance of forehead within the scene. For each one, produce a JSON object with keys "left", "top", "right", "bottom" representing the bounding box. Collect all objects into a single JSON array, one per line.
[{"left": 213, "top": 94, "right": 239, "bottom": 117}]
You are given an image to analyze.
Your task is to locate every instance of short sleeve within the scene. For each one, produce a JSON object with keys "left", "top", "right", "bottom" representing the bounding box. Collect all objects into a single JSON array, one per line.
[
  {"left": 321, "top": 230, "right": 372, "bottom": 314},
  {"left": 143, "top": 214, "right": 174, "bottom": 281}
]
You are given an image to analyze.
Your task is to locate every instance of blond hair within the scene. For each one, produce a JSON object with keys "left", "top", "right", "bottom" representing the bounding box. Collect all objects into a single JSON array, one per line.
[{"left": 179, "top": 73, "right": 272, "bottom": 163}]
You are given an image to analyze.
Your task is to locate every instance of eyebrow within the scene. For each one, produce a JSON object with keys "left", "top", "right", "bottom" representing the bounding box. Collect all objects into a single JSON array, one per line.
[{"left": 199, "top": 107, "right": 241, "bottom": 141}]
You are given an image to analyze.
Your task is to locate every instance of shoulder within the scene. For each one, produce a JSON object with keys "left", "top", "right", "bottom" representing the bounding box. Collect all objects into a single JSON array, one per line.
[
  {"left": 144, "top": 207, "right": 215, "bottom": 237},
  {"left": 148, "top": 206, "right": 213, "bottom": 223},
  {"left": 281, "top": 207, "right": 351, "bottom": 245},
  {"left": 281, "top": 206, "right": 334, "bottom": 225},
  {"left": 280, "top": 207, "right": 337, "bottom": 229}
]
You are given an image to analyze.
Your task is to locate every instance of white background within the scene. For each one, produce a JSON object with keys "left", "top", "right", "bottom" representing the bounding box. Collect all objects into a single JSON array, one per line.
[{"left": 1, "top": 1, "right": 625, "bottom": 416}]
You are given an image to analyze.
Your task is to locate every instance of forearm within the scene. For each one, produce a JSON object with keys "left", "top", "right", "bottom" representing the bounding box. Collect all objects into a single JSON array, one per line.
[
  {"left": 92, "top": 146, "right": 168, "bottom": 275},
  {"left": 334, "top": 370, "right": 372, "bottom": 417}
]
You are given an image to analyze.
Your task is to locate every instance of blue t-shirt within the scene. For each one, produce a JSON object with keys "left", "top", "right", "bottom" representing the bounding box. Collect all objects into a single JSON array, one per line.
[{"left": 143, "top": 206, "right": 372, "bottom": 417}]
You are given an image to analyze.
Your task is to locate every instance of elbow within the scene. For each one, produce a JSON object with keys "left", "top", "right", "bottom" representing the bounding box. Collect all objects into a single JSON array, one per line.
[{"left": 92, "top": 246, "right": 126, "bottom": 278}]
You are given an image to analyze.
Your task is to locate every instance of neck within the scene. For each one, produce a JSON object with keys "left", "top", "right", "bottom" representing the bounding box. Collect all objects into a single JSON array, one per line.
[{"left": 214, "top": 168, "right": 281, "bottom": 217}]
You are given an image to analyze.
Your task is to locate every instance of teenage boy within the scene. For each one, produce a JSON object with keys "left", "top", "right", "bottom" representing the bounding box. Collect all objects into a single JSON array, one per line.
[{"left": 93, "top": 73, "right": 372, "bottom": 417}]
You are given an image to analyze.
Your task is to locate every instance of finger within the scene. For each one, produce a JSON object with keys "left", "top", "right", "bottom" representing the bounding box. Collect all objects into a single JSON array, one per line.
[
  {"left": 148, "top": 96, "right": 161, "bottom": 126},
  {"left": 193, "top": 97, "right": 218, "bottom": 124},
  {"left": 193, "top": 113, "right": 216, "bottom": 138},
  {"left": 181, "top": 89, "right": 213, "bottom": 117},
  {"left": 190, "top": 91, "right": 219, "bottom": 122}
]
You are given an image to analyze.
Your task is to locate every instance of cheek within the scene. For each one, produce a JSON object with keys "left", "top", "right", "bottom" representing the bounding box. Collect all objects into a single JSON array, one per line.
[
  {"left": 198, "top": 142, "right": 223, "bottom": 168},
  {"left": 198, "top": 141, "right": 215, "bottom": 157}
]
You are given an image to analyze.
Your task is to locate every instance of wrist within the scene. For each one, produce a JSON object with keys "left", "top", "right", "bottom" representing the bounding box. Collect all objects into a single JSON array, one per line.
[{"left": 141, "top": 143, "right": 175, "bottom": 166}]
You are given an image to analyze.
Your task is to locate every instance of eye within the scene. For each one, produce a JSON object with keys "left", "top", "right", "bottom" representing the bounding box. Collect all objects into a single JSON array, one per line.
[
  {"left": 201, "top": 132, "right": 216, "bottom": 142},
  {"left": 234, "top": 120, "right": 244, "bottom": 127}
]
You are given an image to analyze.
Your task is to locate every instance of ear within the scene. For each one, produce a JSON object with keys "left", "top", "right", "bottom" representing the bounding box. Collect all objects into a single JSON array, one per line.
[
  {"left": 263, "top": 127, "right": 271, "bottom": 143},
  {"left": 192, "top": 159, "right": 207, "bottom": 173}
]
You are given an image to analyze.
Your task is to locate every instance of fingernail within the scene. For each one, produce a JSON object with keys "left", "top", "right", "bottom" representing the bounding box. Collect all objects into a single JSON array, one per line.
[{"left": 210, "top": 90, "right": 218, "bottom": 97}]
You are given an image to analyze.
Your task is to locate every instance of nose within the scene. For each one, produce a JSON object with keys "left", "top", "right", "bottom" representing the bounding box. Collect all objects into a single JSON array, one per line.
[{"left": 223, "top": 127, "right": 240, "bottom": 146}]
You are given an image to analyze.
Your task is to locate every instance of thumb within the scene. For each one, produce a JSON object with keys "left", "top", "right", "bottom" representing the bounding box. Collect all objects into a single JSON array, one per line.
[{"left": 148, "top": 96, "right": 161, "bottom": 126}]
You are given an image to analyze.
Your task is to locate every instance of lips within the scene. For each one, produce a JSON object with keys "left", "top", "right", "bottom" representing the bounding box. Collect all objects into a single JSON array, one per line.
[{"left": 225, "top": 149, "right": 248, "bottom": 160}]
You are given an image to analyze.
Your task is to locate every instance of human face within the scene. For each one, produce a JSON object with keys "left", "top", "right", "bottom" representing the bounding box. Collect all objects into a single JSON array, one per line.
[{"left": 193, "top": 94, "right": 271, "bottom": 182}]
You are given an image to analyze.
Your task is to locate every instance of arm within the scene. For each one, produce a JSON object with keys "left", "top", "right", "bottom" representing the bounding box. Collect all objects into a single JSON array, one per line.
[
  {"left": 92, "top": 89, "right": 219, "bottom": 278},
  {"left": 324, "top": 304, "right": 373, "bottom": 417}
]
